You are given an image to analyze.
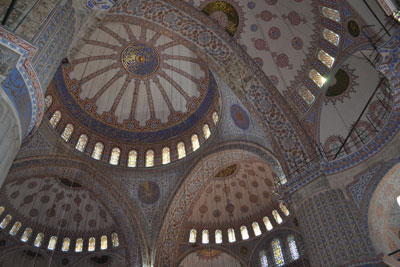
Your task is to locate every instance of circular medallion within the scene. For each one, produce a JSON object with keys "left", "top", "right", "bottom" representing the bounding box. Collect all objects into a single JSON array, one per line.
[
  {"left": 138, "top": 181, "right": 160, "bottom": 204},
  {"left": 348, "top": 20, "right": 360, "bottom": 37},
  {"left": 202, "top": 1, "right": 240, "bottom": 37},
  {"left": 121, "top": 43, "right": 160, "bottom": 76},
  {"left": 230, "top": 104, "right": 250, "bottom": 130}
]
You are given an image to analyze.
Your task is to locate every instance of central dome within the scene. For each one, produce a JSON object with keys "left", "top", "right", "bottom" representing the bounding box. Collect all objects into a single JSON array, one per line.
[{"left": 121, "top": 43, "right": 160, "bottom": 76}]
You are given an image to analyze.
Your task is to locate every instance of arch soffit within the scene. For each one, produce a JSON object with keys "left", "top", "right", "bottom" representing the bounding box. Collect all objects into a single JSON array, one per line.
[
  {"left": 176, "top": 245, "right": 247, "bottom": 267},
  {"left": 155, "top": 141, "right": 282, "bottom": 266},
  {"left": 6, "top": 156, "right": 146, "bottom": 267},
  {"left": 109, "top": 0, "right": 316, "bottom": 178}
]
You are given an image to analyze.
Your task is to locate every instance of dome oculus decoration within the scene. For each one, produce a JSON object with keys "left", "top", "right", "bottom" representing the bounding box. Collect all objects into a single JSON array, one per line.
[{"left": 121, "top": 43, "right": 160, "bottom": 76}]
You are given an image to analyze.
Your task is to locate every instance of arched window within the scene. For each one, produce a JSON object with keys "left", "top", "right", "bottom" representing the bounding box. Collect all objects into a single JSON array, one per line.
[
  {"left": 212, "top": 111, "right": 219, "bottom": 125},
  {"left": 112, "top": 233, "right": 119, "bottom": 247},
  {"left": 309, "top": 69, "right": 326, "bottom": 88},
  {"left": 75, "top": 238, "right": 83, "bottom": 252},
  {"left": 61, "top": 123, "right": 74, "bottom": 142},
  {"left": 101, "top": 235, "right": 107, "bottom": 250},
  {"left": 62, "top": 238, "right": 70, "bottom": 252},
  {"left": 34, "top": 233, "right": 44, "bottom": 247},
  {"left": 20, "top": 228, "right": 32, "bottom": 242},
  {"left": 9, "top": 221, "right": 21, "bottom": 236},
  {"left": 287, "top": 235, "right": 300, "bottom": 260},
  {"left": 109, "top": 147, "right": 120, "bottom": 165},
  {"left": 318, "top": 50, "right": 335, "bottom": 68},
  {"left": 189, "top": 229, "right": 197, "bottom": 243},
  {"left": 88, "top": 237, "right": 95, "bottom": 251},
  {"left": 49, "top": 110, "right": 61, "bottom": 128},
  {"left": 0, "top": 206, "right": 4, "bottom": 216},
  {"left": 203, "top": 124, "right": 211, "bottom": 139},
  {"left": 280, "top": 203, "right": 290, "bottom": 216},
  {"left": 263, "top": 216, "right": 273, "bottom": 231},
  {"left": 240, "top": 225, "right": 249, "bottom": 240},
  {"left": 202, "top": 230, "right": 209, "bottom": 244},
  {"left": 215, "top": 230, "right": 223, "bottom": 244},
  {"left": 272, "top": 210, "right": 283, "bottom": 224},
  {"left": 0, "top": 214, "right": 12, "bottom": 228},
  {"left": 162, "top": 147, "right": 170, "bottom": 165},
  {"left": 228, "top": 228, "right": 236, "bottom": 243},
  {"left": 48, "top": 236, "right": 57, "bottom": 250},
  {"left": 252, "top": 222, "right": 262, "bottom": 236},
  {"left": 259, "top": 250, "right": 269, "bottom": 267},
  {"left": 323, "top": 29, "right": 340, "bottom": 46},
  {"left": 191, "top": 134, "right": 200, "bottom": 151},
  {"left": 75, "top": 134, "right": 88, "bottom": 152},
  {"left": 45, "top": 95, "right": 53, "bottom": 109},
  {"left": 397, "top": 195, "right": 400, "bottom": 207},
  {"left": 92, "top": 142, "right": 104, "bottom": 160},
  {"left": 322, "top": 7, "right": 340, "bottom": 22},
  {"left": 145, "top": 149, "right": 154, "bottom": 167},
  {"left": 128, "top": 150, "right": 137, "bottom": 167},
  {"left": 298, "top": 86, "right": 315, "bottom": 105},
  {"left": 177, "top": 142, "right": 186, "bottom": 159},
  {"left": 272, "top": 239, "right": 285, "bottom": 266}
]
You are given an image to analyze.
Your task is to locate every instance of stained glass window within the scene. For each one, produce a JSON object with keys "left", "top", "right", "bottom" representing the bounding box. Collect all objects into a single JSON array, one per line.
[
  {"left": 9, "top": 221, "right": 21, "bottom": 236},
  {"left": 34, "top": 233, "right": 44, "bottom": 247},
  {"left": 88, "top": 237, "right": 95, "bottom": 252},
  {"left": 177, "top": 142, "right": 186, "bottom": 159},
  {"left": 212, "top": 111, "right": 219, "bottom": 125},
  {"left": 48, "top": 236, "right": 57, "bottom": 250},
  {"left": 203, "top": 124, "right": 211, "bottom": 139},
  {"left": 0, "top": 206, "right": 4, "bottom": 216},
  {"left": 189, "top": 229, "right": 197, "bottom": 243},
  {"left": 191, "top": 134, "right": 200, "bottom": 151},
  {"left": 45, "top": 95, "right": 53, "bottom": 109},
  {"left": 75, "top": 238, "right": 83, "bottom": 252},
  {"left": 280, "top": 203, "right": 290, "bottom": 216},
  {"left": 101, "top": 235, "right": 107, "bottom": 250},
  {"left": 145, "top": 149, "right": 154, "bottom": 167},
  {"left": 272, "top": 210, "right": 283, "bottom": 224},
  {"left": 298, "top": 86, "right": 315, "bottom": 105},
  {"left": 62, "top": 238, "right": 70, "bottom": 252},
  {"left": 61, "top": 123, "right": 74, "bottom": 142},
  {"left": 228, "top": 228, "right": 236, "bottom": 243},
  {"left": 323, "top": 29, "right": 340, "bottom": 46},
  {"left": 322, "top": 7, "right": 340, "bottom": 22},
  {"left": 318, "top": 50, "right": 335, "bottom": 68},
  {"left": 20, "top": 228, "right": 32, "bottom": 242},
  {"left": 309, "top": 69, "right": 326, "bottom": 88},
  {"left": 272, "top": 239, "right": 285, "bottom": 266},
  {"left": 0, "top": 214, "right": 11, "bottom": 229},
  {"left": 215, "top": 230, "right": 223, "bottom": 244},
  {"left": 202, "top": 230, "right": 209, "bottom": 244},
  {"left": 162, "top": 147, "right": 170, "bottom": 165},
  {"left": 263, "top": 216, "right": 273, "bottom": 231},
  {"left": 288, "top": 235, "right": 300, "bottom": 260},
  {"left": 75, "top": 134, "right": 88, "bottom": 152},
  {"left": 280, "top": 173, "right": 288, "bottom": 185},
  {"left": 109, "top": 147, "right": 120, "bottom": 165},
  {"left": 112, "top": 233, "right": 119, "bottom": 247},
  {"left": 252, "top": 222, "right": 262, "bottom": 236},
  {"left": 240, "top": 225, "right": 249, "bottom": 240},
  {"left": 128, "top": 150, "right": 137, "bottom": 167},
  {"left": 49, "top": 110, "right": 61, "bottom": 128},
  {"left": 92, "top": 142, "right": 104, "bottom": 160},
  {"left": 259, "top": 250, "right": 269, "bottom": 267}
]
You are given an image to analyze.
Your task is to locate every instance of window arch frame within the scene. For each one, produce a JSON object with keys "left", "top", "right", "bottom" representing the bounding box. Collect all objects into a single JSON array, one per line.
[
  {"left": 92, "top": 142, "right": 104, "bottom": 160},
  {"left": 162, "top": 147, "right": 171, "bottom": 165},
  {"left": 61, "top": 123, "right": 74, "bottom": 142},
  {"left": 109, "top": 147, "right": 121, "bottom": 165}
]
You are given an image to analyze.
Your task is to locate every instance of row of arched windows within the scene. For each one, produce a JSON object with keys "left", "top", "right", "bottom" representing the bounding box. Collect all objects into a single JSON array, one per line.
[
  {"left": 0, "top": 206, "right": 119, "bottom": 252},
  {"left": 46, "top": 96, "right": 219, "bottom": 167},
  {"left": 259, "top": 235, "right": 300, "bottom": 267},
  {"left": 298, "top": 6, "right": 341, "bottom": 106},
  {"left": 189, "top": 204, "right": 289, "bottom": 244}
]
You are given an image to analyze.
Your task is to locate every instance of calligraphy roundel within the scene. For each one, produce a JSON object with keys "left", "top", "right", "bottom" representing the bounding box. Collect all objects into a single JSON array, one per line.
[
  {"left": 121, "top": 43, "right": 160, "bottom": 76},
  {"left": 230, "top": 104, "right": 250, "bottom": 130},
  {"left": 138, "top": 181, "right": 160, "bottom": 204}
]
